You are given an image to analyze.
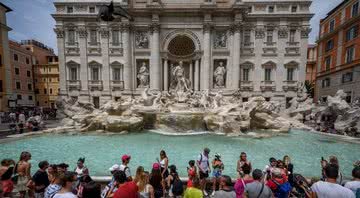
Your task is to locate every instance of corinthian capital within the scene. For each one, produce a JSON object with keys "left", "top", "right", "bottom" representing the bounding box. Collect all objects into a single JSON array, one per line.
[
  {"left": 149, "top": 22, "right": 160, "bottom": 34},
  {"left": 230, "top": 22, "right": 242, "bottom": 34},
  {"left": 54, "top": 28, "right": 64, "bottom": 38},
  {"left": 100, "top": 28, "right": 110, "bottom": 38},
  {"left": 121, "top": 22, "right": 131, "bottom": 33},
  {"left": 203, "top": 22, "right": 213, "bottom": 33},
  {"left": 77, "top": 28, "right": 88, "bottom": 38},
  {"left": 301, "top": 26, "right": 311, "bottom": 39}
]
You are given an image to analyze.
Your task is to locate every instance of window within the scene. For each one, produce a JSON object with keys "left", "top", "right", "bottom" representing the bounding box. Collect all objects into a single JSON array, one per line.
[
  {"left": 26, "top": 58, "right": 30, "bottom": 64},
  {"left": 346, "top": 25, "right": 358, "bottom": 41},
  {"left": 287, "top": 68, "right": 294, "bottom": 81},
  {"left": 49, "top": 68, "right": 51, "bottom": 72},
  {"left": 89, "top": 6, "right": 95, "bottom": 13},
  {"left": 289, "top": 30, "right": 296, "bottom": 42},
  {"left": 268, "top": 6, "right": 274, "bottom": 13},
  {"left": 27, "top": 70, "right": 31, "bottom": 77},
  {"left": 329, "top": 20, "right": 335, "bottom": 32},
  {"left": 113, "top": 68, "right": 121, "bottom": 81},
  {"left": 266, "top": 30, "right": 273, "bottom": 43},
  {"left": 15, "top": 68, "right": 19, "bottom": 75},
  {"left": 345, "top": 91, "right": 352, "bottom": 103},
  {"left": 90, "top": 30, "right": 97, "bottom": 45},
  {"left": 352, "top": 2, "right": 359, "bottom": 17},
  {"left": 115, "top": 97, "right": 121, "bottom": 102},
  {"left": 244, "top": 30, "right": 251, "bottom": 46},
  {"left": 14, "top": 54, "right": 18, "bottom": 61},
  {"left": 28, "top": 84, "right": 32, "bottom": 91},
  {"left": 70, "top": 67, "right": 77, "bottom": 80},
  {"left": 0, "top": 80, "right": 3, "bottom": 92},
  {"left": 68, "top": 30, "right": 75, "bottom": 44},
  {"left": 91, "top": 67, "right": 99, "bottom": 81},
  {"left": 322, "top": 78, "right": 331, "bottom": 88},
  {"left": 248, "top": 6, "right": 252, "bottom": 13},
  {"left": 286, "top": 97, "right": 293, "bottom": 109},
  {"left": 112, "top": 30, "right": 120, "bottom": 46},
  {"left": 50, "top": 88, "right": 53, "bottom": 94},
  {"left": 325, "top": 56, "right": 331, "bottom": 70},
  {"left": 265, "top": 68, "right": 271, "bottom": 81},
  {"left": 0, "top": 54, "right": 2, "bottom": 66},
  {"left": 35, "top": 89, "right": 39, "bottom": 94},
  {"left": 325, "top": 39, "right": 334, "bottom": 51},
  {"left": 242, "top": 98, "right": 248, "bottom": 102},
  {"left": 16, "top": 82, "right": 21, "bottom": 90},
  {"left": 342, "top": 72, "right": 353, "bottom": 83},
  {"left": 29, "top": 95, "right": 33, "bottom": 101},
  {"left": 243, "top": 68, "right": 249, "bottom": 81},
  {"left": 17, "top": 95, "right": 22, "bottom": 100},
  {"left": 49, "top": 78, "right": 52, "bottom": 82},
  {"left": 291, "top": 5, "right": 297, "bottom": 13},
  {"left": 67, "top": 6, "right": 73, "bottom": 13},
  {"left": 345, "top": 46, "right": 355, "bottom": 63},
  {"left": 93, "top": 97, "right": 100, "bottom": 109},
  {"left": 44, "top": 88, "right": 47, "bottom": 94},
  {"left": 265, "top": 97, "right": 271, "bottom": 102}
]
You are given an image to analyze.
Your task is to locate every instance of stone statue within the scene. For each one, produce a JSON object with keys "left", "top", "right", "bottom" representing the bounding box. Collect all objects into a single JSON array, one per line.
[
  {"left": 214, "top": 61, "right": 226, "bottom": 88},
  {"left": 200, "top": 90, "right": 210, "bottom": 109},
  {"left": 135, "top": 32, "right": 149, "bottom": 49},
  {"left": 211, "top": 91, "right": 224, "bottom": 109},
  {"left": 98, "top": 1, "right": 133, "bottom": 22},
  {"left": 137, "top": 62, "right": 149, "bottom": 88},
  {"left": 170, "top": 61, "right": 191, "bottom": 92}
]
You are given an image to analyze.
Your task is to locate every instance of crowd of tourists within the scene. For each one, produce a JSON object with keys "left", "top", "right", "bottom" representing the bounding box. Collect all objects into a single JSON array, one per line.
[{"left": 1, "top": 149, "right": 360, "bottom": 198}]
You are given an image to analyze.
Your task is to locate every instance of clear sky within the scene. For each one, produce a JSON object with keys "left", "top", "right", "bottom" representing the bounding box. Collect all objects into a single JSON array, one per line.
[{"left": 2, "top": 0, "right": 344, "bottom": 54}]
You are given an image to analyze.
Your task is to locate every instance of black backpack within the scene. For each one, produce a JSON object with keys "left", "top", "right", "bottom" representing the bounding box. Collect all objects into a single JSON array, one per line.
[{"left": 172, "top": 176, "right": 183, "bottom": 196}]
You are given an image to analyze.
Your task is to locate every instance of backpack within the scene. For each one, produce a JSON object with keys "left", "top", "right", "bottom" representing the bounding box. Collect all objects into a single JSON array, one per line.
[
  {"left": 172, "top": 176, "right": 184, "bottom": 196},
  {"left": 272, "top": 180, "right": 292, "bottom": 198}
]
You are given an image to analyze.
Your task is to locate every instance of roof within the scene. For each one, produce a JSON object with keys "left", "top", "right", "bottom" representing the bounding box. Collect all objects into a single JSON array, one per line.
[
  {"left": 0, "top": 2, "right": 12, "bottom": 12},
  {"left": 322, "top": 0, "right": 349, "bottom": 22}
]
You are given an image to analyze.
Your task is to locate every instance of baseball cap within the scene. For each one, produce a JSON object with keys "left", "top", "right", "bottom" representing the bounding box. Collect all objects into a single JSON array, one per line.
[
  {"left": 109, "top": 164, "right": 120, "bottom": 172},
  {"left": 121, "top": 155, "right": 131, "bottom": 162},
  {"left": 152, "top": 163, "right": 160, "bottom": 170}
]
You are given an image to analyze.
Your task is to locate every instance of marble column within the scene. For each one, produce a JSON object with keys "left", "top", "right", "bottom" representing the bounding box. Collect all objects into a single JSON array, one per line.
[
  {"left": 77, "top": 27, "right": 89, "bottom": 94},
  {"left": 232, "top": 22, "right": 241, "bottom": 89},
  {"left": 122, "top": 22, "right": 132, "bottom": 91},
  {"left": 201, "top": 23, "right": 212, "bottom": 90},
  {"left": 150, "top": 22, "right": 161, "bottom": 90},
  {"left": 163, "top": 59, "right": 168, "bottom": 91},
  {"left": 194, "top": 59, "right": 200, "bottom": 91},
  {"left": 54, "top": 27, "right": 67, "bottom": 96},
  {"left": 100, "top": 27, "right": 110, "bottom": 93},
  {"left": 189, "top": 61, "right": 193, "bottom": 90}
]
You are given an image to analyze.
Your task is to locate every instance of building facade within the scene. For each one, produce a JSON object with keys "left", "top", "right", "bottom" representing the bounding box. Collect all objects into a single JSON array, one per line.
[
  {"left": 315, "top": 0, "right": 360, "bottom": 103},
  {"left": 9, "top": 41, "right": 36, "bottom": 107},
  {"left": 306, "top": 44, "right": 317, "bottom": 84},
  {"left": 20, "top": 40, "right": 59, "bottom": 108},
  {"left": 53, "top": 0, "right": 313, "bottom": 107},
  {"left": 0, "top": 3, "right": 12, "bottom": 111}
]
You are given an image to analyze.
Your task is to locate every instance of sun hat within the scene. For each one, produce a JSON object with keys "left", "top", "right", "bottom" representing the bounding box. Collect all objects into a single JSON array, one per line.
[
  {"left": 109, "top": 164, "right": 120, "bottom": 171},
  {"left": 153, "top": 163, "right": 160, "bottom": 170},
  {"left": 121, "top": 155, "right": 131, "bottom": 161}
]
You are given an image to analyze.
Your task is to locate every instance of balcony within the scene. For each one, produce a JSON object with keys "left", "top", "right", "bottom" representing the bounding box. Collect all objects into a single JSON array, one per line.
[
  {"left": 286, "top": 41, "right": 299, "bottom": 46},
  {"left": 264, "top": 42, "right": 276, "bottom": 46},
  {"left": 67, "top": 80, "right": 81, "bottom": 91},
  {"left": 66, "top": 42, "right": 78, "bottom": 47},
  {"left": 88, "top": 41, "right": 100, "bottom": 46},
  {"left": 282, "top": 80, "right": 298, "bottom": 91},
  {"left": 111, "top": 80, "right": 124, "bottom": 91},
  {"left": 260, "top": 81, "right": 276, "bottom": 91},
  {"left": 65, "top": 42, "right": 79, "bottom": 55},
  {"left": 240, "top": 81, "right": 254, "bottom": 91},
  {"left": 88, "top": 80, "right": 103, "bottom": 91}
]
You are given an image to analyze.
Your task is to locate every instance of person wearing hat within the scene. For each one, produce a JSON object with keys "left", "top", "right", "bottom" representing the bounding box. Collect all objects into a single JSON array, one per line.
[
  {"left": 197, "top": 147, "right": 211, "bottom": 196},
  {"left": 266, "top": 168, "right": 291, "bottom": 197},
  {"left": 211, "top": 153, "right": 224, "bottom": 196},
  {"left": 101, "top": 165, "right": 121, "bottom": 198},
  {"left": 120, "top": 155, "right": 132, "bottom": 181}
]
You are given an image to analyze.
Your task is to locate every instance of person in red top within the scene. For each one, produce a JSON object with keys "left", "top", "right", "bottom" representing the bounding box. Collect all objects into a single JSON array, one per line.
[
  {"left": 187, "top": 160, "right": 197, "bottom": 188},
  {"left": 266, "top": 168, "right": 287, "bottom": 191},
  {"left": 113, "top": 170, "right": 139, "bottom": 198}
]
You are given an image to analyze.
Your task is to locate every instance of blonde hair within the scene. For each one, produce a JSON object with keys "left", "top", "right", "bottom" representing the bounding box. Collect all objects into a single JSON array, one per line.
[{"left": 137, "top": 172, "right": 149, "bottom": 192}]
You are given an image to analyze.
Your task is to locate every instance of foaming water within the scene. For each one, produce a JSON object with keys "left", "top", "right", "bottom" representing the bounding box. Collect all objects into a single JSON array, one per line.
[{"left": 0, "top": 130, "right": 359, "bottom": 178}]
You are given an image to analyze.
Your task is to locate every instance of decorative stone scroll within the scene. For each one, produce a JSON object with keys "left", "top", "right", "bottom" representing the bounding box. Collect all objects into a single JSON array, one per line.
[
  {"left": 135, "top": 31, "right": 149, "bottom": 49},
  {"left": 255, "top": 27, "right": 265, "bottom": 39},
  {"left": 54, "top": 28, "right": 65, "bottom": 38},
  {"left": 278, "top": 26, "right": 288, "bottom": 39},
  {"left": 301, "top": 27, "right": 311, "bottom": 38},
  {"left": 214, "top": 31, "right": 227, "bottom": 48}
]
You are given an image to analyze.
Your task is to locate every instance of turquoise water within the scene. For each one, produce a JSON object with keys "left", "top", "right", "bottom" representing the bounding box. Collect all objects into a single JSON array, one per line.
[{"left": 0, "top": 130, "right": 359, "bottom": 178}]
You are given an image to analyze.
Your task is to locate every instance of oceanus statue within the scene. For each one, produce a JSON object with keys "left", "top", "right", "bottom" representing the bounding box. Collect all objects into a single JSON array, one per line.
[{"left": 98, "top": 1, "right": 133, "bottom": 21}]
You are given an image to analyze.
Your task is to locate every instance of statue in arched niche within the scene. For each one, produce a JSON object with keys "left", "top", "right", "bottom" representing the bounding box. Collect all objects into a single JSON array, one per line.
[{"left": 214, "top": 61, "right": 226, "bottom": 88}]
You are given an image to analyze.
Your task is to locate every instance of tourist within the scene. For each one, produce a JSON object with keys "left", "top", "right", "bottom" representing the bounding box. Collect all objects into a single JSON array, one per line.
[
  {"left": 120, "top": 155, "right": 132, "bottom": 181},
  {"left": 77, "top": 175, "right": 93, "bottom": 198},
  {"left": 321, "top": 156, "right": 343, "bottom": 184},
  {"left": 82, "top": 181, "right": 101, "bottom": 198},
  {"left": 32, "top": 160, "right": 50, "bottom": 198},
  {"left": 166, "top": 165, "right": 183, "bottom": 197},
  {"left": 16, "top": 151, "right": 34, "bottom": 198},
  {"left": 0, "top": 159, "right": 15, "bottom": 197},
  {"left": 197, "top": 147, "right": 211, "bottom": 196},
  {"left": 57, "top": 163, "right": 69, "bottom": 173},
  {"left": 187, "top": 160, "right": 197, "bottom": 188},
  {"left": 311, "top": 163, "right": 355, "bottom": 198},
  {"left": 234, "top": 163, "right": 253, "bottom": 198},
  {"left": 283, "top": 155, "right": 294, "bottom": 186},
  {"left": 184, "top": 177, "right": 203, "bottom": 198},
  {"left": 344, "top": 166, "right": 360, "bottom": 196},
  {"left": 138, "top": 171, "right": 155, "bottom": 198},
  {"left": 276, "top": 160, "right": 287, "bottom": 177},
  {"left": 214, "top": 175, "right": 236, "bottom": 198},
  {"left": 159, "top": 150, "right": 169, "bottom": 179},
  {"left": 75, "top": 158, "right": 89, "bottom": 179},
  {"left": 113, "top": 170, "right": 139, "bottom": 198},
  {"left": 101, "top": 165, "right": 120, "bottom": 198},
  {"left": 44, "top": 172, "right": 62, "bottom": 198},
  {"left": 149, "top": 163, "right": 163, "bottom": 198},
  {"left": 53, "top": 171, "right": 77, "bottom": 198},
  {"left": 266, "top": 168, "right": 291, "bottom": 198},
  {"left": 236, "top": 152, "right": 252, "bottom": 177},
  {"left": 135, "top": 166, "right": 145, "bottom": 183},
  {"left": 263, "top": 157, "right": 277, "bottom": 180},
  {"left": 19, "top": 111, "right": 26, "bottom": 124},
  {"left": 47, "top": 164, "right": 58, "bottom": 182},
  {"left": 211, "top": 153, "right": 224, "bottom": 196},
  {"left": 243, "top": 169, "right": 272, "bottom": 198}
]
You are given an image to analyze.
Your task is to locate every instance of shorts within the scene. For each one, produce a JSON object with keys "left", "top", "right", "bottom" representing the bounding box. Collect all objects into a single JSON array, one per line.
[
  {"left": 212, "top": 171, "right": 222, "bottom": 178},
  {"left": 1, "top": 180, "right": 14, "bottom": 193},
  {"left": 199, "top": 171, "right": 209, "bottom": 179},
  {"left": 16, "top": 175, "right": 29, "bottom": 192}
]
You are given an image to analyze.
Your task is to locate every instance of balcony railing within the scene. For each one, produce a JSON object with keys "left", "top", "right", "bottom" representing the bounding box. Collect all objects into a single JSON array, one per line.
[
  {"left": 260, "top": 81, "right": 276, "bottom": 91},
  {"left": 88, "top": 41, "right": 100, "bottom": 46},
  {"left": 286, "top": 41, "right": 299, "bottom": 46},
  {"left": 239, "top": 81, "right": 254, "bottom": 91},
  {"left": 88, "top": 80, "right": 103, "bottom": 91},
  {"left": 111, "top": 80, "right": 124, "bottom": 91},
  {"left": 66, "top": 42, "right": 78, "bottom": 47},
  {"left": 66, "top": 80, "right": 81, "bottom": 90},
  {"left": 282, "top": 80, "right": 298, "bottom": 91}
]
